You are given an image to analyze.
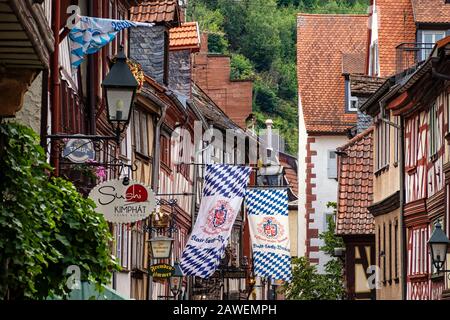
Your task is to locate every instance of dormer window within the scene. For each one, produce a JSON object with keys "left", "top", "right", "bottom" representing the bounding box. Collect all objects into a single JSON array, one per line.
[
  {"left": 420, "top": 30, "right": 446, "bottom": 60},
  {"left": 345, "top": 76, "right": 358, "bottom": 113},
  {"left": 349, "top": 96, "right": 359, "bottom": 112}
]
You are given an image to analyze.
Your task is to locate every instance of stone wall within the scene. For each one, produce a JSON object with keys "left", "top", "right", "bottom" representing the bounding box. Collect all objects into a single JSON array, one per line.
[
  {"left": 169, "top": 50, "right": 191, "bottom": 97},
  {"left": 14, "top": 72, "right": 43, "bottom": 135}
]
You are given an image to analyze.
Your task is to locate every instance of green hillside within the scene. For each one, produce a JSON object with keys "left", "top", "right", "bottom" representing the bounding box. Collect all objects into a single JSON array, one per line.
[{"left": 187, "top": 0, "right": 369, "bottom": 155}]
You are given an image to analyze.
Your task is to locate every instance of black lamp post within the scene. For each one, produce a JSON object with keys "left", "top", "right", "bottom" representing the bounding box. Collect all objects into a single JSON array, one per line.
[
  {"left": 428, "top": 222, "right": 450, "bottom": 273},
  {"left": 102, "top": 49, "right": 138, "bottom": 129},
  {"left": 170, "top": 262, "right": 184, "bottom": 299},
  {"left": 47, "top": 49, "right": 138, "bottom": 144}
]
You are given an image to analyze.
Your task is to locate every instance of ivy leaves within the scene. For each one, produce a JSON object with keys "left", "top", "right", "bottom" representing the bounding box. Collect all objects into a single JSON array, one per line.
[{"left": 0, "top": 122, "right": 117, "bottom": 300}]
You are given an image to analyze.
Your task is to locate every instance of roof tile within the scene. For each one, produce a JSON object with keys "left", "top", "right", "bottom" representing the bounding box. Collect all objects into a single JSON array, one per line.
[
  {"left": 336, "top": 127, "right": 375, "bottom": 236},
  {"left": 297, "top": 14, "right": 368, "bottom": 133},
  {"left": 411, "top": 0, "right": 450, "bottom": 24},
  {"left": 130, "top": 0, "right": 180, "bottom": 26},
  {"left": 170, "top": 22, "right": 200, "bottom": 51}
]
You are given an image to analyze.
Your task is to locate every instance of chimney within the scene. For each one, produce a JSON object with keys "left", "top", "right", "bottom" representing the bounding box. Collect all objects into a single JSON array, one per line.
[{"left": 130, "top": 26, "right": 169, "bottom": 85}]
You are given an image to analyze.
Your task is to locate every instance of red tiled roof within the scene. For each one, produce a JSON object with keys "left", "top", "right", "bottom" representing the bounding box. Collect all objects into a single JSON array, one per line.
[
  {"left": 297, "top": 14, "right": 368, "bottom": 134},
  {"left": 342, "top": 53, "right": 366, "bottom": 75},
  {"left": 279, "top": 152, "right": 298, "bottom": 198},
  {"left": 130, "top": 0, "right": 181, "bottom": 26},
  {"left": 170, "top": 22, "right": 200, "bottom": 51},
  {"left": 336, "top": 127, "right": 374, "bottom": 236},
  {"left": 411, "top": 0, "right": 450, "bottom": 24},
  {"left": 375, "top": 0, "right": 416, "bottom": 77}
]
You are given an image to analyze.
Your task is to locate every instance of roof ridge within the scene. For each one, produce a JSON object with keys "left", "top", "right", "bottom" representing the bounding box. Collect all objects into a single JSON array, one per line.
[
  {"left": 297, "top": 13, "right": 368, "bottom": 17},
  {"left": 338, "top": 126, "right": 374, "bottom": 151}
]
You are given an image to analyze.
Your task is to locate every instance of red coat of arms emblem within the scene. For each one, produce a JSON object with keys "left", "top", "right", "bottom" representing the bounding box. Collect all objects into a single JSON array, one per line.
[
  {"left": 213, "top": 204, "right": 227, "bottom": 227},
  {"left": 257, "top": 217, "right": 285, "bottom": 242},
  {"left": 263, "top": 218, "right": 278, "bottom": 238},
  {"left": 202, "top": 200, "right": 235, "bottom": 235}
]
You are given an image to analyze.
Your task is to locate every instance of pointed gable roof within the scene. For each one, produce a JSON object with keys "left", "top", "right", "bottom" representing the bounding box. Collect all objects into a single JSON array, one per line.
[{"left": 336, "top": 127, "right": 375, "bottom": 236}]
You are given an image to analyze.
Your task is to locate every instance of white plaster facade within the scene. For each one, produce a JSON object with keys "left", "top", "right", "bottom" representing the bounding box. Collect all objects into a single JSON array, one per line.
[
  {"left": 308, "top": 135, "right": 348, "bottom": 274},
  {"left": 298, "top": 96, "right": 350, "bottom": 273}
]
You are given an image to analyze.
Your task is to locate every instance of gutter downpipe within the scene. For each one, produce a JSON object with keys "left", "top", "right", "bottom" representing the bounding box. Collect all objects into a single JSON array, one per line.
[
  {"left": 50, "top": 0, "right": 61, "bottom": 176},
  {"left": 399, "top": 115, "right": 407, "bottom": 300},
  {"left": 88, "top": 0, "right": 96, "bottom": 135},
  {"left": 186, "top": 100, "right": 209, "bottom": 300},
  {"left": 148, "top": 95, "right": 167, "bottom": 301}
]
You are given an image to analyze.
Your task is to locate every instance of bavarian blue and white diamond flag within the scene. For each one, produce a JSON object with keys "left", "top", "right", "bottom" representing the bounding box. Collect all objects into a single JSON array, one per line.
[
  {"left": 69, "top": 16, "right": 154, "bottom": 70},
  {"left": 180, "top": 164, "right": 251, "bottom": 278},
  {"left": 246, "top": 189, "right": 292, "bottom": 282}
]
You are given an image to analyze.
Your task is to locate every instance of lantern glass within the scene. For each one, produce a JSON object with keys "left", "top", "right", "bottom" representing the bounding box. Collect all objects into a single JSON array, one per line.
[
  {"left": 106, "top": 88, "right": 134, "bottom": 123},
  {"left": 431, "top": 242, "right": 448, "bottom": 270},
  {"left": 149, "top": 237, "right": 173, "bottom": 259},
  {"left": 428, "top": 222, "right": 450, "bottom": 271}
]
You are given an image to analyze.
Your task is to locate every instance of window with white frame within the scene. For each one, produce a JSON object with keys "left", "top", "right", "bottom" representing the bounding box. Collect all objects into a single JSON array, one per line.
[
  {"left": 327, "top": 150, "right": 337, "bottom": 179},
  {"left": 421, "top": 30, "right": 446, "bottom": 60},
  {"left": 429, "top": 102, "right": 438, "bottom": 157},
  {"left": 115, "top": 224, "right": 129, "bottom": 269},
  {"left": 376, "top": 113, "right": 390, "bottom": 171},
  {"left": 346, "top": 78, "right": 359, "bottom": 112}
]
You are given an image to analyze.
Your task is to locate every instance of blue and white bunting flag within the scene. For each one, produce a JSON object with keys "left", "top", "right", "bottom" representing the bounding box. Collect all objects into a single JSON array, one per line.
[
  {"left": 180, "top": 164, "right": 251, "bottom": 278},
  {"left": 69, "top": 16, "right": 154, "bottom": 70},
  {"left": 246, "top": 189, "right": 292, "bottom": 282}
]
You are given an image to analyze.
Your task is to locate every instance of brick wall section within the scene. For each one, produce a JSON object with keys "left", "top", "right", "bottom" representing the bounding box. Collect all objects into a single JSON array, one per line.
[
  {"left": 305, "top": 136, "right": 319, "bottom": 263},
  {"left": 169, "top": 50, "right": 191, "bottom": 97},
  {"left": 130, "top": 25, "right": 166, "bottom": 84},
  {"left": 192, "top": 33, "right": 253, "bottom": 128}
]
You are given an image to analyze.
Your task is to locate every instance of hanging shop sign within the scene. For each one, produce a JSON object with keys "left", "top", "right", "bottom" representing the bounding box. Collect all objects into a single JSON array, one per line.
[
  {"left": 89, "top": 179, "right": 156, "bottom": 223},
  {"left": 62, "top": 137, "right": 96, "bottom": 163},
  {"left": 150, "top": 264, "right": 175, "bottom": 278},
  {"left": 222, "top": 269, "right": 247, "bottom": 279}
]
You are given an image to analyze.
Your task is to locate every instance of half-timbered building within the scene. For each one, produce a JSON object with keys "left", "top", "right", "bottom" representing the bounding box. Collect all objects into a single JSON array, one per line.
[{"left": 387, "top": 38, "right": 450, "bottom": 300}]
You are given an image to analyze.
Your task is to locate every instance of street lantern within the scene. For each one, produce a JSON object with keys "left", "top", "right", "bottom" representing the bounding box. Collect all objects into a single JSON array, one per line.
[
  {"left": 170, "top": 262, "right": 184, "bottom": 298},
  {"left": 102, "top": 49, "right": 138, "bottom": 126},
  {"left": 149, "top": 236, "right": 173, "bottom": 259},
  {"left": 428, "top": 222, "right": 450, "bottom": 272}
]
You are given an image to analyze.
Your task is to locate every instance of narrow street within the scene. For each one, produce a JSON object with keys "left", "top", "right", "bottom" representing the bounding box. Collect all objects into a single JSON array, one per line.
[{"left": 1, "top": 0, "right": 450, "bottom": 309}]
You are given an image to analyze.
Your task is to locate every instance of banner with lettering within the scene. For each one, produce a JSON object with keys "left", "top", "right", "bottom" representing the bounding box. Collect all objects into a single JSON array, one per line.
[
  {"left": 180, "top": 165, "right": 251, "bottom": 278},
  {"left": 69, "top": 16, "right": 154, "bottom": 70},
  {"left": 246, "top": 189, "right": 292, "bottom": 282}
]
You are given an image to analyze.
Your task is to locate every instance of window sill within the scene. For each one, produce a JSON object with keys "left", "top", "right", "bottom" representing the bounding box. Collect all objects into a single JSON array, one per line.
[
  {"left": 431, "top": 273, "right": 445, "bottom": 281},
  {"left": 135, "top": 150, "right": 152, "bottom": 162},
  {"left": 375, "top": 164, "right": 389, "bottom": 177},
  {"left": 406, "top": 166, "right": 417, "bottom": 175},
  {"left": 430, "top": 153, "right": 439, "bottom": 163}
]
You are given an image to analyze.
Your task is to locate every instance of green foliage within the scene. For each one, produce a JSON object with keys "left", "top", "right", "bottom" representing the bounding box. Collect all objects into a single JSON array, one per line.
[
  {"left": 188, "top": 0, "right": 368, "bottom": 154},
  {"left": 281, "top": 202, "right": 344, "bottom": 300},
  {"left": 208, "top": 33, "right": 229, "bottom": 54},
  {"left": 230, "top": 54, "right": 256, "bottom": 81},
  {"left": 0, "top": 122, "right": 117, "bottom": 300}
]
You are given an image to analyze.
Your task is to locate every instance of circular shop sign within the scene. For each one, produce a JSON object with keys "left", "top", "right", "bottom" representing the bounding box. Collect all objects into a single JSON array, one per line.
[
  {"left": 62, "top": 138, "right": 95, "bottom": 163},
  {"left": 89, "top": 179, "right": 156, "bottom": 223}
]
